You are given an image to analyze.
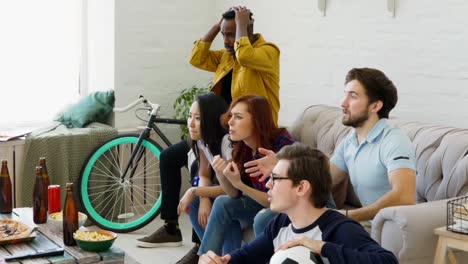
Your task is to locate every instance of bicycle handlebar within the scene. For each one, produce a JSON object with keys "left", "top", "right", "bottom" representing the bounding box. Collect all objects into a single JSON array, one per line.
[
  {"left": 113, "top": 95, "right": 161, "bottom": 116},
  {"left": 113, "top": 95, "right": 187, "bottom": 125}
]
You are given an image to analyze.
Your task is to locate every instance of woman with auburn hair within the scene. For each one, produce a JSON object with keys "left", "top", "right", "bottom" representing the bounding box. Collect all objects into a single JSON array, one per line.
[{"left": 198, "top": 95, "right": 295, "bottom": 256}]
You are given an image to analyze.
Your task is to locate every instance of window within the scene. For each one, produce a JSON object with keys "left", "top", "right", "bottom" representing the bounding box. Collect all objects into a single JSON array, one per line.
[{"left": 0, "top": 0, "right": 82, "bottom": 128}]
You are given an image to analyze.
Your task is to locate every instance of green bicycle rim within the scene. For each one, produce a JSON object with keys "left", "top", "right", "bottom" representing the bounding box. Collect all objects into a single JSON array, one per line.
[{"left": 81, "top": 136, "right": 162, "bottom": 230}]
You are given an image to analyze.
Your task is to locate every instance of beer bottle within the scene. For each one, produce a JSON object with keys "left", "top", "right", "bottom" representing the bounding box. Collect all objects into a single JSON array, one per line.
[
  {"left": 63, "top": 183, "right": 78, "bottom": 246},
  {"left": 33, "top": 166, "right": 47, "bottom": 223},
  {"left": 0, "top": 160, "right": 12, "bottom": 214},
  {"left": 39, "top": 157, "right": 50, "bottom": 211}
]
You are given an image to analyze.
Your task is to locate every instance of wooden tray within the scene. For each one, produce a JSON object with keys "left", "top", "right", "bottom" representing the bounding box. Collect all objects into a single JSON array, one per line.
[
  {"left": 0, "top": 230, "right": 36, "bottom": 245},
  {"left": 0, "top": 230, "right": 64, "bottom": 261},
  {"left": 0, "top": 218, "right": 37, "bottom": 246}
]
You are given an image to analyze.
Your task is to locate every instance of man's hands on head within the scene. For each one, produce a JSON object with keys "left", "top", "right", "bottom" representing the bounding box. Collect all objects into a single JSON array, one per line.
[
  {"left": 231, "top": 6, "right": 253, "bottom": 28},
  {"left": 244, "top": 148, "right": 278, "bottom": 182},
  {"left": 199, "top": 251, "right": 231, "bottom": 264}
]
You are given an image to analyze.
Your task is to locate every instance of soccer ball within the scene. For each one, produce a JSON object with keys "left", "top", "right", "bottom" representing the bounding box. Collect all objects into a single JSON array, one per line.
[{"left": 270, "top": 246, "right": 319, "bottom": 264}]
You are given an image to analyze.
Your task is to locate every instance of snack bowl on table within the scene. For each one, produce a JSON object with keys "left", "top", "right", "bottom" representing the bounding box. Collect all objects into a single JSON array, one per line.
[
  {"left": 73, "top": 230, "right": 118, "bottom": 252},
  {"left": 48, "top": 211, "right": 87, "bottom": 230}
]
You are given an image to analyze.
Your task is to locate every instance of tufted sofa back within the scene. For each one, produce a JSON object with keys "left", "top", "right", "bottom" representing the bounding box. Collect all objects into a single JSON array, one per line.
[{"left": 289, "top": 105, "right": 468, "bottom": 204}]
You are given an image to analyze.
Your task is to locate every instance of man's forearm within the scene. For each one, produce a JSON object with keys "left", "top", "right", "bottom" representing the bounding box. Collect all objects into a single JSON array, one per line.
[
  {"left": 201, "top": 24, "right": 220, "bottom": 42},
  {"left": 235, "top": 23, "right": 248, "bottom": 41},
  {"left": 348, "top": 189, "right": 415, "bottom": 221}
]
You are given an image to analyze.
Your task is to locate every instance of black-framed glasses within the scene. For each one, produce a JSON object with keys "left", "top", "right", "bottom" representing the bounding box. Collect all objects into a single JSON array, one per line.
[{"left": 269, "top": 172, "right": 292, "bottom": 186}]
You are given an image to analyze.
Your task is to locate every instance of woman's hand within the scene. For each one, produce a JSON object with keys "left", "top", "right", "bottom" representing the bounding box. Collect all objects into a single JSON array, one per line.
[
  {"left": 198, "top": 197, "right": 212, "bottom": 228},
  {"left": 223, "top": 161, "right": 243, "bottom": 189},
  {"left": 212, "top": 155, "right": 229, "bottom": 176},
  {"left": 275, "top": 236, "right": 325, "bottom": 255},
  {"left": 244, "top": 148, "right": 277, "bottom": 182},
  {"left": 177, "top": 188, "right": 195, "bottom": 215}
]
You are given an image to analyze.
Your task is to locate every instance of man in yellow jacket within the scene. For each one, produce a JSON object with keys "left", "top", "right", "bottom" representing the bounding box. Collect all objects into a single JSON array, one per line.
[
  {"left": 190, "top": 6, "right": 280, "bottom": 123},
  {"left": 136, "top": 7, "right": 280, "bottom": 264}
]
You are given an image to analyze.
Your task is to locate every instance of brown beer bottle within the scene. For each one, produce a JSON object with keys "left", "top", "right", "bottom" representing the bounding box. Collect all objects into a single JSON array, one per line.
[
  {"left": 39, "top": 157, "right": 50, "bottom": 211},
  {"left": 0, "top": 160, "right": 12, "bottom": 214},
  {"left": 33, "top": 166, "right": 47, "bottom": 223},
  {"left": 63, "top": 182, "right": 78, "bottom": 246}
]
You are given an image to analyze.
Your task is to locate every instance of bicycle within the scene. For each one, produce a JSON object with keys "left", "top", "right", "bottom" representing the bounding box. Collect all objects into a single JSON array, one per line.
[{"left": 78, "top": 95, "right": 186, "bottom": 233}]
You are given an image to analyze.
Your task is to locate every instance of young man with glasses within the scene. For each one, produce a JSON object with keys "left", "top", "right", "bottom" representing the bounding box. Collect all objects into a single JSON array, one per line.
[{"left": 199, "top": 143, "right": 397, "bottom": 264}]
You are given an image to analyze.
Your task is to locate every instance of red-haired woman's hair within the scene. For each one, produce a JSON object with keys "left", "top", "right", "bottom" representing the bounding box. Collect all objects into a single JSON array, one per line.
[{"left": 221, "top": 95, "right": 285, "bottom": 170}]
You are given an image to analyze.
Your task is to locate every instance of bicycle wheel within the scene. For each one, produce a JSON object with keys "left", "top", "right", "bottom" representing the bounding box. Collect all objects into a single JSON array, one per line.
[{"left": 79, "top": 134, "right": 164, "bottom": 233}]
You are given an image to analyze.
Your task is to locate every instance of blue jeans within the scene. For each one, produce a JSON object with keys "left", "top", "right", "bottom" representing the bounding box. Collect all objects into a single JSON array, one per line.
[
  {"left": 189, "top": 196, "right": 240, "bottom": 254},
  {"left": 198, "top": 195, "right": 264, "bottom": 255},
  {"left": 253, "top": 193, "right": 337, "bottom": 237},
  {"left": 253, "top": 208, "right": 276, "bottom": 237}
]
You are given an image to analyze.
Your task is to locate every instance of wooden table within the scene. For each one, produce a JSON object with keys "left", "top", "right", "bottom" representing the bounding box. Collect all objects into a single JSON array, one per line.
[
  {"left": 1, "top": 208, "right": 137, "bottom": 264},
  {"left": 434, "top": 226, "right": 468, "bottom": 264}
]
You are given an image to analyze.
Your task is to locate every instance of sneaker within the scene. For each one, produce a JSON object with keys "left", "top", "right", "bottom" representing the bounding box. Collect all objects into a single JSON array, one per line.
[
  {"left": 175, "top": 245, "right": 199, "bottom": 264},
  {"left": 136, "top": 225, "right": 182, "bottom": 248}
]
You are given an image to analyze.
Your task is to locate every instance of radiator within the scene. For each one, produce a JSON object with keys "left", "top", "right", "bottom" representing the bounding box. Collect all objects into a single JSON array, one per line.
[{"left": 0, "top": 138, "right": 25, "bottom": 207}]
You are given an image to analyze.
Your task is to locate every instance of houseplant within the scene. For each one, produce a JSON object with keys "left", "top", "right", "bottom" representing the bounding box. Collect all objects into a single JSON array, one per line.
[{"left": 173, "top": 83, "right": 212, "bottom": 139}]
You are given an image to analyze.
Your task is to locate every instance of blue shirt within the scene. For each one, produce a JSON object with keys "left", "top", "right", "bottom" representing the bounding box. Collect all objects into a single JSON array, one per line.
[
  {"left": 331, "top": 119, "right": 416, "bottom": 206},
  {"left": 229, "top": 210, "right": 398, "bottom": 264}
]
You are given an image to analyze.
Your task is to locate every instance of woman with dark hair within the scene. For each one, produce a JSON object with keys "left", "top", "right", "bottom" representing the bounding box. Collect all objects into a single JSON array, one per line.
[
  {"left": 197, "top": 95, "right": 295, "bottom": 256},
  {"left": 175, "top": 92, "right": 231, "bottom": 263}
]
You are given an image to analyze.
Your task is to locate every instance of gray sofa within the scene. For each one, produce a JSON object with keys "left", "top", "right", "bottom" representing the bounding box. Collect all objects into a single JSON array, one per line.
[{"left": 289, "top": 105, "right": 468, "bottom": 263}]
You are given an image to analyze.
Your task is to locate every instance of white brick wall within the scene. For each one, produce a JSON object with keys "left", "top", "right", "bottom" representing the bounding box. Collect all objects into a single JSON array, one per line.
[
  {"left": 269, "top": 0, "right": 468, "bottom": 128},
  {"left": 113, "top": 0, "right": 217, "bottom": 139},
  {"left": 90, "top": 0, "right": 468, "bottom": 130}
]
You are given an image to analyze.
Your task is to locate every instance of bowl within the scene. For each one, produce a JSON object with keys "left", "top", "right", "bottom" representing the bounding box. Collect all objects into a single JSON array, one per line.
[
  {"left": 73, "top": 230, "right": 117, "bottom": 252},
  {"left": 48, "top": 211, "right": 87, "bottom": 230}
]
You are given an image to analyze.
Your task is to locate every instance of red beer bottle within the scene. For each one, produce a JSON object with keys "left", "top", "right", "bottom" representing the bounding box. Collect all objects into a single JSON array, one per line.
[
  {"left": 63, "top": 183, "right": 78, "bottom": 246},
  {"left": 0, "top": 160, "right": 12, "bottom": 214},
  {"left": 33, "top": 166, "right": 47, "bottom": 223},
  {"left": 39, "top": 157, "right": 50, "bottom": 211}
]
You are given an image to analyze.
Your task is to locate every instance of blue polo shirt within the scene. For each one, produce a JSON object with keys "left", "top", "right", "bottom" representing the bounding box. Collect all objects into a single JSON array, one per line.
[{"left": 330, "top": 119, "right": 416, "bottom": 206}]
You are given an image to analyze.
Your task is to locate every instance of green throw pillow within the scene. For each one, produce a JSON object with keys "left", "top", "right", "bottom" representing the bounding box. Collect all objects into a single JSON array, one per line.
[{"left": 55, "top": 90, "right": 115, "bottom": 128}]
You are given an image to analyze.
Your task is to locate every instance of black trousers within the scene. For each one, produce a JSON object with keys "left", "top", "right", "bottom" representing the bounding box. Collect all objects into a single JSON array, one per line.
[{"left": 159, "top": 139, "right": 201, "bottom": 243}]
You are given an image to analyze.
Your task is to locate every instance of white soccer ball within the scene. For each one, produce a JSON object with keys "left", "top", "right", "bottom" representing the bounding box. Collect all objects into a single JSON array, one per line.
[{"left": 270, "top": 245, "right": 319, "bottom": 264}]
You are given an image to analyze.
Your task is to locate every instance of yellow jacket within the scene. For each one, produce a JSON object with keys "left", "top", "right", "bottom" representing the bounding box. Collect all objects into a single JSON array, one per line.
[{"left": 189, "top": 34, "right": 280, "bottom": 123}]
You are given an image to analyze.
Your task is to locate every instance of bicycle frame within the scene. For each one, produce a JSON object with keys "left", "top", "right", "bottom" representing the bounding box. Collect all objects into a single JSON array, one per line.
[{"left": 114, "top": 95, "right": 186, "bottom": 182}]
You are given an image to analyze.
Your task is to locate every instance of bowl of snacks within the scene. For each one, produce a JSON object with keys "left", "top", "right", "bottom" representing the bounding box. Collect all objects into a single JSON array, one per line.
[
  {"left": 73, "top": 230, "right": 117, "bottom": 252},
  {"left": 48, "top": 211, "right": 87, "bottom": 230}
]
